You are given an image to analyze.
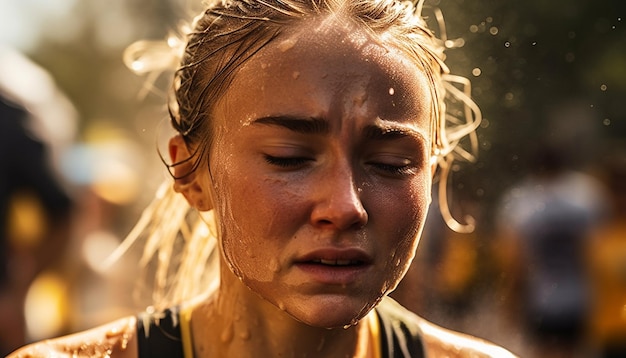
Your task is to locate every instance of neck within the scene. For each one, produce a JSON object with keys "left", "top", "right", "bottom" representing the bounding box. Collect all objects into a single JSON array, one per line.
[{"left": 189, "top": 263, "right": 374, "bottom": 358}]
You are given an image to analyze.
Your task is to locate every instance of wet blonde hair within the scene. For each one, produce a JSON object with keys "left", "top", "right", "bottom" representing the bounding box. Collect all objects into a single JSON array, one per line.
[{"left": 114, "top": 0, "right": 481, "bottom": 310}]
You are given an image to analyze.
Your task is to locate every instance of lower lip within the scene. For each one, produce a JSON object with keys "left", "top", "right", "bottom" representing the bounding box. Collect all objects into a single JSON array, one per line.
[{"left": 294, "top": 263, "right": 371, "bottom": 285}]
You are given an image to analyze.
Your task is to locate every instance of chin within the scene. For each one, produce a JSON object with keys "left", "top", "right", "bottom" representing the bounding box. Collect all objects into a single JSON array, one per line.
[
  {"left": 283, "top": 294, "right": 380, "bottom": 329},
  {"left": 294, "top": 313, "right": 364, "bottom": 329}
]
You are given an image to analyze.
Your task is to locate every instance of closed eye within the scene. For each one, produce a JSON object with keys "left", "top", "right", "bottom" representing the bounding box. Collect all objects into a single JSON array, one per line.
[
  {"left": 366, "top": 156, "right": 417, "bottom": 177},
  {"left": 373, "top": 163, "right": 415, "bottom": 175},
  {"left": 264, "top": 155, "right": 313, "bottom": 168}
]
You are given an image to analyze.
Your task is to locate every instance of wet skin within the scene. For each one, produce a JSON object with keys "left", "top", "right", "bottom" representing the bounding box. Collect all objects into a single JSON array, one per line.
[
  {"left": 8, "top": 13, "right": 519, "bottom": 358},
  {"left": 201, "top": 17, "right": 435, "bottom": 330}
]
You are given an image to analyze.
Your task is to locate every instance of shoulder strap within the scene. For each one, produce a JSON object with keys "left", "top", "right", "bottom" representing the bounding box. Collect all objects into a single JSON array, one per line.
[
  {"left": 136, "top": 307, "right": 185, "bottom": 358},
  {"left": 375, "top": 298, "right": 426, "bottom": 358}
]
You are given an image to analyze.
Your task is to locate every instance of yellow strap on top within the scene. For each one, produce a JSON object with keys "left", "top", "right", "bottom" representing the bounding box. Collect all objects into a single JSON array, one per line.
[
  {"left": 368, "top": 311, "right": 382, "bottom": 358},
  {"left": 179, "top": 305, "right": 194, "bottom": 358}
]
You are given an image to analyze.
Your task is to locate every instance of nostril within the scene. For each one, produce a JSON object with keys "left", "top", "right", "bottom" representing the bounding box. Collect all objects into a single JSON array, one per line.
[
  {"left": 353, "top": 211, "right": 368, "bottom": 230},
  {"left": 316, "top": 219, "right": 333, "bottom": 227}
]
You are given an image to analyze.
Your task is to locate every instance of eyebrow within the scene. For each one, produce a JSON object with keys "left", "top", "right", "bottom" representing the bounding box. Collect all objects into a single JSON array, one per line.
[
  {"left": 252, "top": 115, "right": 426, "bottom": 143},
  {"left": 253, "top": 116, "right": 329, "bottom": 134},
  {"left": 362, "top": 123, "right": 426, "bottom": 143}
]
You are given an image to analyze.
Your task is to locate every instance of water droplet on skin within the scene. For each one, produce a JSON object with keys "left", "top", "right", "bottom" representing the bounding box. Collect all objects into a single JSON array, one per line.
[
  {"left": 221, "top": 323, "right": 234, "bottom": 343},
  {"left": 277, "top": 38, "right": 297, "bottom": 52},
  {"left": 316, "top": 337, "right": 326, "bottom": 352},
  {"left": 269, "top": 257, "right": 280, "bottom": 273},
  {"left": 239, "top": 327, "right": 251, "bottom": 341},
  {"left": 342, "top": 317, "right": 360, "bottom": 329},
  {"left": 261, "top": 63, "right": 268, "bottom": 69},
  {"left": 388, "top": 87, "right": 395, "bottom": 95},
  {"left": 105, "top": 327, "right": 121, "bottom": 339},
  {"left": 278, "top": 302, "right": 286, "bottom": 311},
  {"left": 292, "top": 71, "right": 300, "bottom": 79},
  {"left": 120, "top": 334, "right": 129, "bottom": 350}
]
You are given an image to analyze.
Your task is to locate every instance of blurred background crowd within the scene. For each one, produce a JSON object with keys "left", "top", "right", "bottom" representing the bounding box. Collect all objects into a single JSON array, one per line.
[{"left": 0, "top": 0, "right": 624, "bottom": 357}]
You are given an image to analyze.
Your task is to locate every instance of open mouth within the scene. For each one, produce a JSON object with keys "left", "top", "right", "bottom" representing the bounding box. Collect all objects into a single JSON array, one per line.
[
  {"left": 295, "top": 257, "right": 370, "bottom": 285},
  {"left": 294, "top": 249, "right": 372, "bottom": 284}
]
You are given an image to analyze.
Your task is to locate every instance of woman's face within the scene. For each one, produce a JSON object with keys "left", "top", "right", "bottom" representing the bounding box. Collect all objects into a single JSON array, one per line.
[{"left": 207, "top": 18, "right": 434, "bottom": 328}]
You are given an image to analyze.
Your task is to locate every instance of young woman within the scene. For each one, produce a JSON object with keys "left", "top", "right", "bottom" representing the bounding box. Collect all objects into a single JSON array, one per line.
[{"left": 10, "top": 1, "right": 517, "bottom": 357}]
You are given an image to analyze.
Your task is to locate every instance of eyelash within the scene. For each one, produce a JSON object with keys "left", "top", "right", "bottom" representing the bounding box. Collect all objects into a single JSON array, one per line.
[
  {"left": 370, "top": 162, "right": 416, "bottom": 176},
  {"left": 264, "top": 155, "right": 417, "bottom": 176},
  {"left": 264, "top": 155, "right": 312, "bottom": 168}
]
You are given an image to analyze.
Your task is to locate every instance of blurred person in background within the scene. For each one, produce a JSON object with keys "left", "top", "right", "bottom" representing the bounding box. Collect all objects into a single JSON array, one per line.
[
  {"left": 587, "top": 146, "right": 626, "bottom": 358},
  {"left": 0, "top": 47, "right": 76, "bottom": 356},
  {"left": 495, "top": 140, "right": 608, "bottom": 358}
]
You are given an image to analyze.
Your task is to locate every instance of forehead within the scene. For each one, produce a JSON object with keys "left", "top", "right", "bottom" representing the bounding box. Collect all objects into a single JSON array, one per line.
[{"left": 217, "top": 16, "right": 432, "bottom": 128}]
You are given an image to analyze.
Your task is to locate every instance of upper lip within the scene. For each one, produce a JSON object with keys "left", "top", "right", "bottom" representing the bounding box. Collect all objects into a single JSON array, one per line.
[{"left": 295, "top": 248, "right": 373, "bottom": 266}]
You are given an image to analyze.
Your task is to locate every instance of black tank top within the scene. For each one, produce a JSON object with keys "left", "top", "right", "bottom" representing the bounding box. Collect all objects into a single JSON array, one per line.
[
  {"left": 136, "top": 307, "right": 184, "bottom": 358},
  {"left": 136, "top": 299, "right": 425, "bottom": 358}
]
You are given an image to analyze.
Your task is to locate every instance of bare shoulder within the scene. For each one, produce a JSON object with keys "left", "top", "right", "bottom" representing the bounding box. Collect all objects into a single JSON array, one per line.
[
  {"left": 376, "top": 297, "right": 517, "bottom": 357},
  {"left": 7, "top": 316, "right": 138, "bottom": 358},
  {"left": 416, "top": 318, "right": 518, "bottom": 358}
]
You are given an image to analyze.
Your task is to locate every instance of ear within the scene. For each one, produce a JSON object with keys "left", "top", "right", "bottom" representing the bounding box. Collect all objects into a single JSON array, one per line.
[{"left": 168, "top": 135, "right": 213, "bottom": 211}]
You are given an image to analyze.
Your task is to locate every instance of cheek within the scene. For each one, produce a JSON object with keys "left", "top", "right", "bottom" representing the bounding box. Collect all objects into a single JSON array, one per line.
[
  {"left": 211, "top": 160, "right": 302, "bottom": 282},
  {"left": 208, "top": 148, "right": 256, "bottom": 277},
  {"left": 399, "top": 173, "right": 431, "bottom": 248},
  {"left": 372, "top": 172, "right": 431, "bottom": 232},
  {"left": 374, "top": 174, "right": 431, "bottom": 291}
]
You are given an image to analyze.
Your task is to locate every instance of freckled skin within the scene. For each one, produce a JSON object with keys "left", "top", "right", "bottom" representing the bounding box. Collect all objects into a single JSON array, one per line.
[{"left": 208, "top": 18, "right": 434, "bottom": 329}]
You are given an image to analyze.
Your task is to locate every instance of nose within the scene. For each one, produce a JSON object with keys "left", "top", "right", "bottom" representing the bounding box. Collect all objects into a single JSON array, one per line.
[{"left": 310, "top": 163, "right": 368, "bottom": 231}]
